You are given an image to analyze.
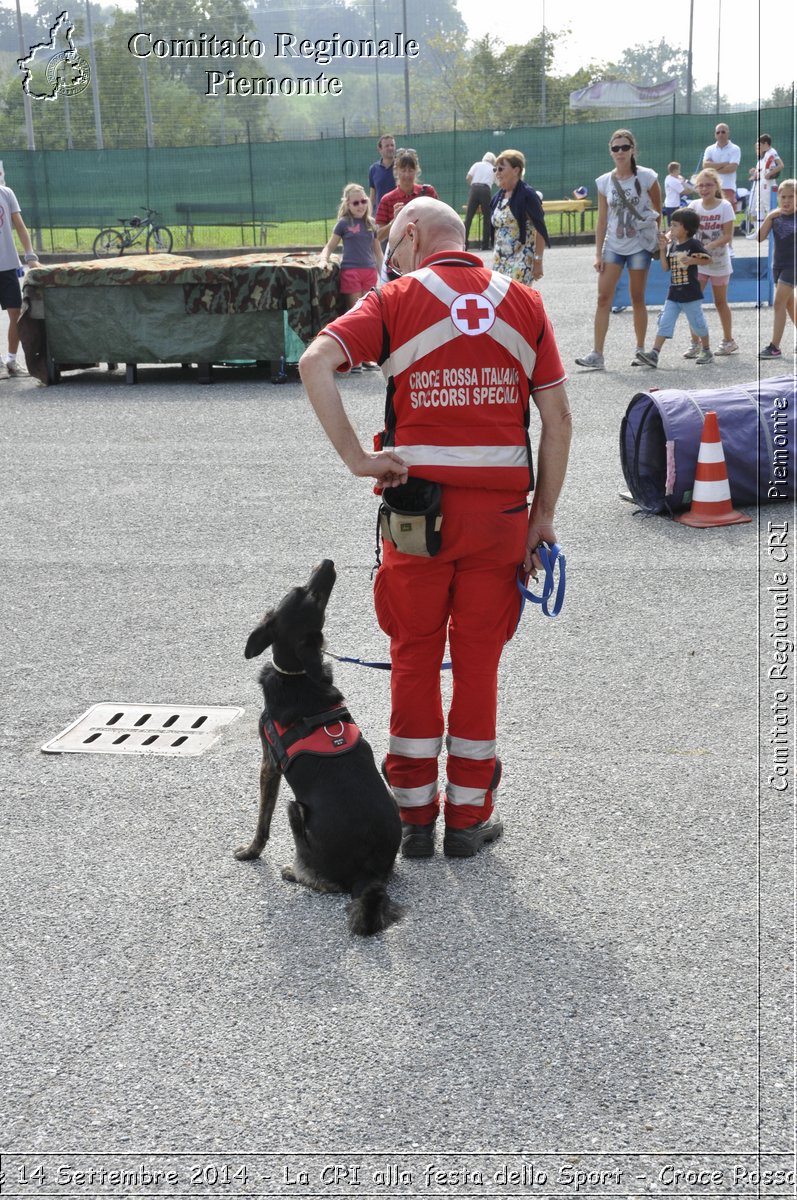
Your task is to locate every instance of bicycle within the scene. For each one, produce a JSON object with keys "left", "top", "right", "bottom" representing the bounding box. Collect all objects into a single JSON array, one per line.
[{"left": 93, "top": 207, "right": 174, "bottom": 257}]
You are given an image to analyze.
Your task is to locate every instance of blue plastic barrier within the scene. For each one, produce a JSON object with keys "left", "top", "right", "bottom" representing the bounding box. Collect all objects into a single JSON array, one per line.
[{"left": 612, "top": 248, "right": 773, "bottom": 308}]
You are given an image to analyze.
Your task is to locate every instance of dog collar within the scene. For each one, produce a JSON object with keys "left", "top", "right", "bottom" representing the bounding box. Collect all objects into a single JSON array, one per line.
[{"left": 271, "top": 658, "right": 306, "bottom": 675}]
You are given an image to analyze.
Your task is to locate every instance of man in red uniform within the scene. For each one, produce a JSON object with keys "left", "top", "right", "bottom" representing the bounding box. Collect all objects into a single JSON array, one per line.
[{"left": 299, "top": 197, "right": 571, "bottom": 858}]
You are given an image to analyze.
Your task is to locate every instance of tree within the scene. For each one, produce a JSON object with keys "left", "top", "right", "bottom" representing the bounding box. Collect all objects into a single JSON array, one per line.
[
  {"left": 500, "top": 31, "right": 560, "bottom": 125},
  {"left": 606, "top": 38, "right": 687, "bottom": 87},
  {"left": 138, "top": 0, "right": 255, "bottom": 90},
  {"left": 0, "top": 6, "right": 21, "bottom": 54},
  {"left": 763, "top": 84, "right": 795, "bottom": 109},
  {"left": 426, "top": 28, "right": 564, "bottom": 131},
  {"left": 446, "top": 35, "right": 506, "bottom": 128},
  {"left": 602, "top": 38, "right": 728, "bottom": 112},
  {"left": 547, "top": 63, "right": 613, "bottom": 124}
]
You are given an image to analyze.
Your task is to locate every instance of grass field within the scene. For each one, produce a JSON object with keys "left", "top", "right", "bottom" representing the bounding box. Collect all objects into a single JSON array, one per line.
[{"left": 33, "top": 210, "right": 600, "bottom": 256}]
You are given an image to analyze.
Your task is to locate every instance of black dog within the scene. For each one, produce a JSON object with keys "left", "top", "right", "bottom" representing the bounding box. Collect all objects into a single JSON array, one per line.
[{"left": 235, "top": 560, "right": 403, "bottom": 936}]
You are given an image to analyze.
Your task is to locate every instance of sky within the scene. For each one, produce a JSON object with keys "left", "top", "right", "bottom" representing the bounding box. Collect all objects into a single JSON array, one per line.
[
  {"left": 14, "top": 0, "right": 795, "bottom": 109},
  {"left": 453, "top": 0, "right": 796, "bottom": 107}
]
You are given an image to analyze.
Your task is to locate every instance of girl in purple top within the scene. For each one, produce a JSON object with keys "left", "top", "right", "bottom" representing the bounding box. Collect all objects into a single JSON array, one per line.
[
  {"left": 320, "top": 183, "right": 383, "bottom": 305},
  {"left": 319, "top": 183, "right": 384, "bottom": 370},
  {"left": 757, "top": 178, "right": 796, "bottom": 360}
]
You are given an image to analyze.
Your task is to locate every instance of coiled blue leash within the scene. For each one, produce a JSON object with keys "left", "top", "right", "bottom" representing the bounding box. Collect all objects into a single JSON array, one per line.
[{"left": 516, "top": 542, "right": 566, "bottom": 620}]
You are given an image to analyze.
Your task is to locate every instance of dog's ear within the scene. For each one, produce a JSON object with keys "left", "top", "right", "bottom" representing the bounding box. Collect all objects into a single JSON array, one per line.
[
  {"left": 245, "top": 614, "right": 276, "bottom": 659},
  {"left": 295, "top": 633, "right": 325, "bottom": 682}
]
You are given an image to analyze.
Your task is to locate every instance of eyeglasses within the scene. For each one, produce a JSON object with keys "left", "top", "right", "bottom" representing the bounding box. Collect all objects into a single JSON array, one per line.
[
  {"left": 610, "top": 144, "right": 633, "bottom": 153},
  {"left": 385, "top": 231, "right": 407, "bottom": 276},
  {"left": 350, "top": 199, "right": 368, "bottom": 206},
  {"left": 385, "top": 224, "right": 419, "bottom": 277}
]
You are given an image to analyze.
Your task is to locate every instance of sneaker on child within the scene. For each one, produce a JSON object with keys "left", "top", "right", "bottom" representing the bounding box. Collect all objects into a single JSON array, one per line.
[{"left": 715, "top": 339, "right": 738, "bottom": 356}]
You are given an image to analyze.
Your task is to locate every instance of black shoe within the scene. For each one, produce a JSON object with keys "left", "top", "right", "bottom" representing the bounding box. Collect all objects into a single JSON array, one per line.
[
  {"left": 401, "top": 821, "right": 436, "bottom": 858},
  {"left": 443, "top": 810, "right": 504, "bottom": 858}
]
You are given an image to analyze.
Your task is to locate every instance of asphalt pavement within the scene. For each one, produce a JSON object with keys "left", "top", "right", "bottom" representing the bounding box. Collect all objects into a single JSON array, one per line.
[{"left": 1, "top": 241, "right": 794, "bottom": 1194}]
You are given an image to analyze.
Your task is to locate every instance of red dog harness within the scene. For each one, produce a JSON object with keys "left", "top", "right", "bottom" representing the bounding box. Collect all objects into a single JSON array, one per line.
[{"left": 261, "top": 703, "right": 362, "bottom": 774}]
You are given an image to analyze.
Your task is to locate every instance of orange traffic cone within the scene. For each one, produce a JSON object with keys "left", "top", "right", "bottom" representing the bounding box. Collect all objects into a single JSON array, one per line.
[{"left": 675, "top": 410, "right": 751, "bottom": 527}]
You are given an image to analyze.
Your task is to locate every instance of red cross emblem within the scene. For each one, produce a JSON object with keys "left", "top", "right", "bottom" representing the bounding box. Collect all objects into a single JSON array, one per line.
[{"left": 450, "top": 292, "right": 496, "bottom": 336}]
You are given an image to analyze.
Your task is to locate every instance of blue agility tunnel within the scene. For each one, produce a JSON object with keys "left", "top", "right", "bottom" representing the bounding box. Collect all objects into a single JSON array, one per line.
[{"left": 620, "top": 376, "right": 796, "bottom": 514}]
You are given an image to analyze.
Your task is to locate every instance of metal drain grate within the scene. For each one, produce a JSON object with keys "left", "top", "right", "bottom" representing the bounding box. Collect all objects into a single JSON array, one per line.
[{"left": 41, "top": 703, "right": 245, "bottom": 757}]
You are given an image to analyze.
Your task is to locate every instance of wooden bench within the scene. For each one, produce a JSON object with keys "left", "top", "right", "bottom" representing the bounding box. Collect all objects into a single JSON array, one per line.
[
  {"left": 541, "top": 198, "right": 592, "bottom": 241},
  {"left": 175, "top": 202, "right": 277, "bottom": 246},
  {"left": 461, "top": 197, "right": 594, "bottom": 247}
]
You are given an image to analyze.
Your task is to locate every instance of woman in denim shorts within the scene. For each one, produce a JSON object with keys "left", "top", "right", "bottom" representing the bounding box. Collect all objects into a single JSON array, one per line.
[{"left": 575, "top": 130, "right": 661, "bottom": 371}]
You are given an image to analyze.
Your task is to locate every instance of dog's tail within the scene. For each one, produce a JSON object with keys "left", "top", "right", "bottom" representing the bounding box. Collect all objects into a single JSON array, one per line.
[{"left": 347, "top": 882, "right": 403, "bottom": 937}]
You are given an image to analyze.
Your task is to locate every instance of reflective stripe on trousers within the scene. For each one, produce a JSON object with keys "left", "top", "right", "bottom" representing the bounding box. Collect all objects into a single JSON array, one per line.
[
  {"left": 375, "top": 503, "right": 525, "bottom": 829},
  {"left": 386, "top": 735, "right": 497, "bottom": 810}
]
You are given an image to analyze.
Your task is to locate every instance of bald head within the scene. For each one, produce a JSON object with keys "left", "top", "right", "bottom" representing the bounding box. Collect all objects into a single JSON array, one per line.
[{"left": 391, "top": 197, "right": 466, "bottom": 257}]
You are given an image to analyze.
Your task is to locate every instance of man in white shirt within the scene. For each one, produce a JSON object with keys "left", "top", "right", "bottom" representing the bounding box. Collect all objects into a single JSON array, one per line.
[
  {"left": 463, "top": 152, "right": 495, "bottom": 250},
  {"left": 703, "top": 123, "right": 741, "bottom": 209},
  {"left": 0, "top": 183, "right": 39, "bottom": 377}
]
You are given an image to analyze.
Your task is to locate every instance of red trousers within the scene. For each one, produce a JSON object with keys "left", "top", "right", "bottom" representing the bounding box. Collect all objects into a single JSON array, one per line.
[{"left": 374, "top": 487, "right": 527, "bottom": 829}]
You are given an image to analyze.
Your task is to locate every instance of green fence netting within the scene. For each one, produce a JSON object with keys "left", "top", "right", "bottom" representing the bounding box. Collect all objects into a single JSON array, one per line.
[{"left": 4, "top": 106, "right": 794, "bottom": 242}]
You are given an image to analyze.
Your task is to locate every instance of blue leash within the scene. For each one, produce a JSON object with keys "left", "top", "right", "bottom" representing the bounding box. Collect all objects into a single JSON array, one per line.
[
  {"left": 516, "top": 542, "right": 567, "bottom": 619},
  {"left": 328, "top": 652, "right": 452, "bottom": 671},
  {"left": 329, "top": 544, "right": 566, "bottom": 671},
  {"left": 327, "top": 653, "right": 392, "bottom": 671}
]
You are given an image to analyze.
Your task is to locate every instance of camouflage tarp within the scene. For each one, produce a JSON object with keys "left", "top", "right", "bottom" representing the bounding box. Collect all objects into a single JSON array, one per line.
[{"left": 19, "top": 253, "right": 340, "bottom": 384}]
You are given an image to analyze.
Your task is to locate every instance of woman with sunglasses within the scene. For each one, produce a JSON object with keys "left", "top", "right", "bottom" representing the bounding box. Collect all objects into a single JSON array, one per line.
[
  {"left": 319, "top": 183, "right": 384, "bottom": 369},
  {"left": 575, "top": 130, "right": 662, "bottom": 370},
  {"left": 489, "top": 149, "right": 550, "bottom": 286}
]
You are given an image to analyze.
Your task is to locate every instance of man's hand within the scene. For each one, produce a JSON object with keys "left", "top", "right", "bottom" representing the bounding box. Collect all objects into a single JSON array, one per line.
[
  {"left": 300, "top": 331, "right": 409, "bottom": 486},
  {"left": 525, "top": 382, "right": 571, "bottom": 574},
  {"left": 350, "top": 450, "right": 408, "bottom": 487},
  {"left": 524, "top": 519, "right": 558, "bottom": 575}
]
